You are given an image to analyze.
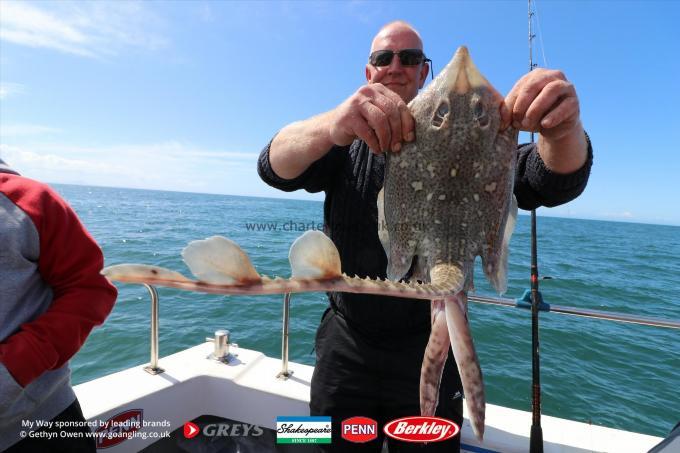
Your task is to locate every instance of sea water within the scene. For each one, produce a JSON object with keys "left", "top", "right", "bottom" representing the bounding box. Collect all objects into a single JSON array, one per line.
[{"left": 53, "top": 184, "right": 679, "bottom": 438}]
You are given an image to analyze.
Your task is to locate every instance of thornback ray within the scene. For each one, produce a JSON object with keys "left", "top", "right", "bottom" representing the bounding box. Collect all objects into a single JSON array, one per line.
[{"left": 380, "top": 45, "right": 518, "bottom": 441}]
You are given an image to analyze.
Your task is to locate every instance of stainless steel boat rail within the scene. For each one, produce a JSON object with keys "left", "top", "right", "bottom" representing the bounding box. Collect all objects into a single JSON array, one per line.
[
  {"left": 470, "top": 291, "right": 680, "bottom": 329},
  {"left": 128, "top": 284, "right": 678, "bottom": 378},
  {"left": 142, "top": 284, "right": 164, "bottom": 375},
  {"left": 277, "top": 293, "right": 293, "bottom": 379},
  {"left": 271, "top": 291, "right": 679, "bottom": 381}
]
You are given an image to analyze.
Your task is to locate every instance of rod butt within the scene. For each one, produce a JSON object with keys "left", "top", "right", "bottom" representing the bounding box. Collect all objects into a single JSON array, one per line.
[{"left": 530, "top": 424, "right": 543, "bottom": 453}]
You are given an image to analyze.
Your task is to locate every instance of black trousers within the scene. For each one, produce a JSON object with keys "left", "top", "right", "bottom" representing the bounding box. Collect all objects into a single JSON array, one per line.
[
  {"left": 310, "top": 308, "right": 464, "bottom": 452},
  {"left": 5, "top": 398, "right": 95, "bottom": 453}
]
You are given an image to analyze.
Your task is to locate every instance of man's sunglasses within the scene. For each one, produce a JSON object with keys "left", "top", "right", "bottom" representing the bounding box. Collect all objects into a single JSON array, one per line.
[{"left": 368, "top": 49, "right": 433, "bottom": 79}]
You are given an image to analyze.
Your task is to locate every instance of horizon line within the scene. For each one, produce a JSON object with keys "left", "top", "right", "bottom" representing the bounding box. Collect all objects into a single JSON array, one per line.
[{"left": 48, "top": 181, "right": 680, "bottom": 228}]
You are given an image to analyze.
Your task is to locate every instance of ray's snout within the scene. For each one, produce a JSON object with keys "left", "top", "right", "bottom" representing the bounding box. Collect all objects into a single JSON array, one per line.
[{"left": 448, "top": 46, "right": 491, "bottom": 94}]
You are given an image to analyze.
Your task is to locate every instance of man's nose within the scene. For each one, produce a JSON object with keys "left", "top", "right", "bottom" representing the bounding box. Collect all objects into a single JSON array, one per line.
[{"left": 386, "top": 54, "right": 404, "bottom": 72}]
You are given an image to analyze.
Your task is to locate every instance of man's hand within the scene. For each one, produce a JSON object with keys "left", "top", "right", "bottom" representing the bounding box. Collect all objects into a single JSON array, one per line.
[
  {"left": 268, "top": 84, "right": 415, "bottom": 179},
  {"left": 329, "top": 84, "right": 416, "bottom": 154},
  {"left": 501, "top": 68, "right": 580, "bottom": 140},
  {"left": 501, "top": 68, "right": 587, "bottom": 174}
]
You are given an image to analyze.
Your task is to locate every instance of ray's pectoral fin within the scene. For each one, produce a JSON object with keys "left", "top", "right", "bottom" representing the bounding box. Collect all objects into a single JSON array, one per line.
[
  {"left": 289, "top": 230, "right": 342, "bottom": 279},
  {"left": 182, "top": 236, "right": 261, "bottom": 285},
  {"left": 420, "top": 300, "right": 450, "bottom": 416},
  {"left": 386, "top": 245, "right": 416, "bottom": 282},
  {"left": 379, "top": 187, "right": 420, "bottom": 282},
  {"left": 481, "top": 194, "right": 517, "bottom": 295},
  {"left": 445, "top": 292, "right": 485, "bottom": 441},
  {"left": 378, "top": 187, "right": 413, "bottom": 281}
]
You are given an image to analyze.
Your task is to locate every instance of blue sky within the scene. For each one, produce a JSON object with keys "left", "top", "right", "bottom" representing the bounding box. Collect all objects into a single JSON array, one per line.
[{"left": 1, "top": 1, "right": 678, "bottom": 225}]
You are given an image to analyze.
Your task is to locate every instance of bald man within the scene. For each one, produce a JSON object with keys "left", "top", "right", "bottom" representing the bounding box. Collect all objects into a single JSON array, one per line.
[{"left": 258, "top": 21, "right": 592, "bottom": 452}]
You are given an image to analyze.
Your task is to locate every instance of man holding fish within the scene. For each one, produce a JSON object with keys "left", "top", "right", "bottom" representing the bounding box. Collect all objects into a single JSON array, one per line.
[{"left": 258, "top": 21, "right": 592, "bottom": 452}]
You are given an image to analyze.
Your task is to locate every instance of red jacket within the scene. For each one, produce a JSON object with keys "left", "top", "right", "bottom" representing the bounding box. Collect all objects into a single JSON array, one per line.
[{"left": 0, "top": 162, "right": 117, "bottom": 448}]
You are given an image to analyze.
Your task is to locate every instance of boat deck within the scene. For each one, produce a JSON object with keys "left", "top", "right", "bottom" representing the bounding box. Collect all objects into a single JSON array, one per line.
[{"left": 74, "top": 341, "right": 662, "bottom": 452}]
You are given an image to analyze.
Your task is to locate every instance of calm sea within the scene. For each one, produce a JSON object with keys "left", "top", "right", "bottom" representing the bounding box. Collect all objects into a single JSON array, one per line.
[{"left": 53, "top": 184, "right": 679, "bottom": 439}]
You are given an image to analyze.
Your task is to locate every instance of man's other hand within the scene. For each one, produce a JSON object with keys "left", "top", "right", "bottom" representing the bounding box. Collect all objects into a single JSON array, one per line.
[
  {"left": 501, "top": 68, "right": 581, "bottom": 142},
  {"left": 329, "top": 84, "right": 416, "bottom": 154}
]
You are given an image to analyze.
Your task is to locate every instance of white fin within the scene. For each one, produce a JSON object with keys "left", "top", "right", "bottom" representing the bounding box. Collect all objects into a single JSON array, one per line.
[
  {"left": 377, "top": 187, "right": 390, "bottom": 254},
  {"left": 488, "top": 194, "right": 517, "bottom": 295},
  {"left": 102, "top": 264, "right": 192, "bottom": 282},
  {"left": 289, "top": 231, "right": 341, "bottom": 279},
  {"left": 182, "top": 236, "right": 260, "bottom": 285}
]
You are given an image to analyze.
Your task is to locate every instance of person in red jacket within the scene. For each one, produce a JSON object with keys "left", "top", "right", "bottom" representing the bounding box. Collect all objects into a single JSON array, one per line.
[{"left": 0, "top": 157, "right": 118, "bottom": 452}]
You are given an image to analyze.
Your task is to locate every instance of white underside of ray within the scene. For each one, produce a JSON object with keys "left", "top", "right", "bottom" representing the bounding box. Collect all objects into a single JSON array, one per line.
[
  {"left": 376, "top": 188, "right": 390, "bottom": 256},
  {"left": 484, "top": 194, "right": 518, "bottom": 295}
]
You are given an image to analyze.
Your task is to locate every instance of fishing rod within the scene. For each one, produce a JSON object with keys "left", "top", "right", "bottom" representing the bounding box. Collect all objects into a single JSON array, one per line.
[{"left": 528, "top": 1, "right": 543, "bottom": 451}]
